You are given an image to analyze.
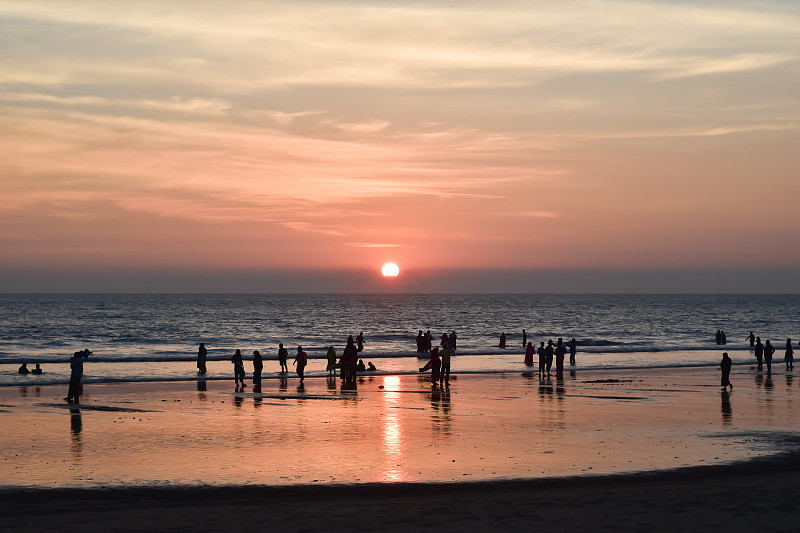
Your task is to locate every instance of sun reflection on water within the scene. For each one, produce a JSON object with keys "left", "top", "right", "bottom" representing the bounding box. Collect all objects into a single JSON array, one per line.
[{"left": 381, "top": 375, "right": 405, "bottom": 482}]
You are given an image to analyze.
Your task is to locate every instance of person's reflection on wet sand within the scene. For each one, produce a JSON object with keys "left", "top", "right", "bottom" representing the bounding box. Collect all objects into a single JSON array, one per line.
[
  {"left": 555, "top": 377, "right": 566, "bottom": 399},
  {"left": 720, "top": 391, "right": 732, "bottom": 426},
  {"left": 786, "top": 373, "right": 795, "bottom": 388},
  {"left": 233, "top": 392, "right": 244, "bottom": 409},
  {"left": 755, "top": 373, "right": 764, "bottom": 389},
  {"left": 764, "top": 375, "right": 774, "bottom": 394},
  {"left": 196, "top": 379, "right": 207, "bottom": 400},
  {"left": 279, "top": 376, "right": 288, "bottom": 393},
  {"left": 254, "top": 395, "right": 263, "bottom": 408},
  {"left": 296, "top": 382, "right": 305, "bottom": 394},
  {"left": 569, "top": 369, "right": 577, "bottom": 379},
  {"left": 327, "top": 375, "right": 337, "bottom": 392},
  {"left": 539, "top": 378, "right": 553, "bottom": 398},
  {"left": 70, "top": 407, "right": 82, "bottom": 453}
]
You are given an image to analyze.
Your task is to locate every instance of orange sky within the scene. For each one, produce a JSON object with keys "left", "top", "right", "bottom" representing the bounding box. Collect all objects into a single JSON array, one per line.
[{"left": 1, "top": 1, "right": 799, "bottom": 291}]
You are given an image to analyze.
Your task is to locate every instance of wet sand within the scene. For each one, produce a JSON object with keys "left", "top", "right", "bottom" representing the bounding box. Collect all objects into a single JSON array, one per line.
[{"left": 2, "top": 365, "right": 800, "bottom": 530}]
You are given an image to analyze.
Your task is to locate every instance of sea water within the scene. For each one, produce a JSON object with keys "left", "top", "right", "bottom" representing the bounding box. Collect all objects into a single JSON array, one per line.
[{"left": 0, "top": 293, "right": 797, "bottom": 386}]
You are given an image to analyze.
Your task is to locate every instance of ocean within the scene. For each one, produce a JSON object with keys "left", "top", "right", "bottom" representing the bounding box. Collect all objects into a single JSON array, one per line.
[{"left": 1, "top": 293, "right": 797, "bottom": 386}]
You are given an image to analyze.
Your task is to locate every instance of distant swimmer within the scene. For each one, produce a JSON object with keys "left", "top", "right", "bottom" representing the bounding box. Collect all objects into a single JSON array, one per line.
[
  {"left": 524, "top": 342, "right": 535, "bottom": 366},
  {"left": 785, "top": 339, "right": 794, "bottom": 371},
  {"left": 293, "top": 346, "right": 308, "bottom": 382},
  {"left": 356, "top": 332, "right": 365, "bottom": 352},
  {"left": 357, "top": 359, "right": 366, "bottom": 372},
  {"left": 367, "top": 361, "right": 377, "bottom": 371},
  {"left": 451, "top": 331, "right": 457, "bottom": 351},
  {"left": 764, "top": 340, "right": 775, "bottom": 374},
  {"left": 197, "top": 343, "right": 207, "bottom": 374},
  {"left": 278, "top": 343, "right": 288, "bottom": 373},
  {"left": 326, "top": 346, "right": 337, "bottom": 375},
  {"left": 568, "top": 338, "right": 577, "bottom": 365},
  {"left": 31, "top": 363, "right": 43, "bottom": 374},
  {"left": 754, "top": 337, "right": 764, "bottom": 371},
  {"left": 746, "top": 332, "right": 756, "bottom": 347},
  {"left": 18, "top": 363, "right": 30, "bottom": 374},
  {"left": 522, "top": 329, "right": 527, "bottom": 348},
  {"left": 232, "top": 349, "right": 246, "bottom": 389},
  {"left": 720, "top": 352, "right": 733, "bottom": 391},
  {"left": 499, "top": 332, "right": 506, "bottom": 349}
]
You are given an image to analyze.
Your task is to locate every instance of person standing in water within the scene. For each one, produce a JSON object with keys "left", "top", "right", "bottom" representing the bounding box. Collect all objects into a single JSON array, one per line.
[
  {"left": 416, "top": 331, "right": 425, "bottom": 353},
  {"left": 785, "top": 339, "right": 794, "bottom": 371},
  {"left": 356, "top": 332, "right": 365, "bottom": 352},
  {"left": 197, "top": 343, "right": 207, "bottom": 374},
  {"left": 232, "top": 349, "right": 246, "bottom": 389},
  {"left": 419, "top": 347, "right": 441, "bottom": 385},
  {"left": 499, "top": 332, "right": 506, "bottom": 348},
  {"left": 326, "top": 346, "right": 337, "bottom": 375},
  {"left": 65, "top": 349, "right": 91, "bottom": 403},
  {"left": 764, "top": 340, "right": 775, "bottom": 374},
  {"left": 252, "top": 350, "right": 263, "bottom": 388},
  {"left": 720, "top": 352, "right": 733, "bottom": 391},
  {"left": 451, "top": 331, "right": 457, "bottom": 351},
  {"left": 568, "top": 338, "right": 577, "bottom": 365},
  {"left": 537, "top": 342, "right": 546, "bottom": 378},
  {"left": 746, "top": 332, "right": 756, "bottom": 347},
  {"left": 754, "top": 337, "right": 764, "bottom": 371},
  {"left": 524, "top": 341, "right": 535, "bottom": 366},
  {"left": 293, "top": 346, "right": 307, "bottom": 382},
  {"left": 522, "top": 329, "right": 527, "bottom": 348},
  {"left": 555, "top": 338, "right": 566, "bottom": 378},
  {"left": 544, "top": 340, "right": 554, "bottom": 376},
  {"left": 278, "top": 343, "right": 288, "bottom": 373},
  {"left": 342, "top": 335, "right": 358, "bottom": 386},
  {"left": 440, "top": 346, "right": 452, "bottom": 386}
]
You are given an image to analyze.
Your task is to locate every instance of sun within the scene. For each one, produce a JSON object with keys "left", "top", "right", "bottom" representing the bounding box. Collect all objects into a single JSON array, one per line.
[{"left": 381, "top": 263, "right": 400, "bottom": 277}]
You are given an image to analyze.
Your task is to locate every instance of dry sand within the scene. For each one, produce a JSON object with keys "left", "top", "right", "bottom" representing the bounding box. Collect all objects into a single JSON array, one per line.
[{"left": 2, "top": 365, "right": 800, "bottom": 531}]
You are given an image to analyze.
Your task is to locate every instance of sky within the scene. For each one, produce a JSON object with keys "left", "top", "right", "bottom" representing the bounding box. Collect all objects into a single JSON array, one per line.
[{"left": 1, "top": 0, "right": 799, "bottom": 292}]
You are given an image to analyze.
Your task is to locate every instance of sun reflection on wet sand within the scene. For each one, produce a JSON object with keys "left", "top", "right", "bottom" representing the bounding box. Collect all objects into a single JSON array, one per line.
[{"left": 381, "top": 375, "right": 404, "bottom": 482}]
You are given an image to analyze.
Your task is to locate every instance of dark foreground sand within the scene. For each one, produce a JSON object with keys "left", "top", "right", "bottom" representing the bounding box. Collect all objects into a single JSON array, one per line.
[{"left": 3, "top": 451, "right": 799, "bottom": 533}]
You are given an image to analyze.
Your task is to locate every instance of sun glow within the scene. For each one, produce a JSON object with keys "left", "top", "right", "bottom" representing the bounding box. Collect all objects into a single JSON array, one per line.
[{"left": 381, "top": 263, "right": 400, "bottom": 277}]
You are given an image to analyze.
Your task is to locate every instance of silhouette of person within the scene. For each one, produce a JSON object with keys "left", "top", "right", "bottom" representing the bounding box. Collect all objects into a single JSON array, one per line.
[
  {"left": 764, "top": 340, "right": 775, "bottom": 374},
  {"left": 568, "top": 338, "right": 577, "bottom": 365},
  {"left": 293, "top": 346, "right": 307, "bottom": 382},
  {"left": 278, "top": 343, "right": 288, "bottom": 373},
  {"left": 785, "top": 338, "right": 794, "bottom": 371},
  {"left": 356, "top": 332, "right": 364, "bottom": 352},
  {"left": 342, "top": 336, "right": 358, "bottom": 386},
  {"left": 31, "top": 363, "right": 42, "bottom": 374},
  {"left": 720, "top": 352, "right": 733, "bottom": 391},
  {"left": 522, "top": 329, "right": 527, "bottom": 347},
  {"left": 555, "top": 338, "right": 566, "bottom": 378},
  {"left": 524, "top": 342, "right": 535, "bottom": 366},
  {"left": 357, "top": 359, "right": 366, "bottom": 372},
  {"left": 252, "top": 350, "right": 263, "bottom": 387},
  {"left": 715, "top": 330, "right": 722, "bottom": 345},
  {"left": 18, "top": 363, "right": 30, "bottom": 374},
  {"left": 420, "top": 347, "right": 441, "bottom": 385},
  {"left": 544, "top": 340, "right": 554, "bottom": 376},
  {"left": 440, "top": 333, "right": 449, "bottom": 350},
  {"left": 65, "top": 349, "right": 91, "bottom": 403},
  {"left": 754, "top": 336, "right": 764, "bottom": 371},
  {"left": 720, "top": 330, "right": 727, "bottom": 345},
  {"left": 746, "top": 331, "right": 755, "bottom": 347},
  {"left": 537, "top": 342, "right": 546, "bottom": 378},
  {"left": 367, "top": 361, "right": 377, "bottom": 371},
  {"left": 326, "top": 346, "right": 337, "bottom": 375},
  {"left": 416, "top": 330, "right": 425, "bottom": 353},
  {"left": 232, "top": 349, "right": 246, "bottom": 389},
  {"left": 499, "top": 332, "right": 506, "bottom": 348},
  {"left": 451, "top": 331, "right": 457, "bottom": 351},
  {"left": 197, "top": 343, "right": 207, "bottom": 374},
  {"left": 440, "top": 347, "right": 452, "bottom": 385},
  {"left": 425, "top": 330, "right": 432, "bottom": 353}
]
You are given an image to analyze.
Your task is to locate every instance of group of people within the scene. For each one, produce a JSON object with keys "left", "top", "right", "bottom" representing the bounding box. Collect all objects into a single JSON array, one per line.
[
  {"left": 746, "top": 333, "right": 795, "bottom": 374},
  {"left": 196, "top": 336, "right": 378, "bottom": 391},
  {"left": 416, "top": 330, "right": 457, "bottom": 353},
  {"left": 17, "top": 362, "right": 43, "bottom": 374},
  {"left": 419, "top": 345, "right": 453, "bottom": 387},
  {"left": 522, "top": 337, "right": 577, "bottom": 379},
  {"left": 715, "top": 330, "right": 728, "bottom": 345}
]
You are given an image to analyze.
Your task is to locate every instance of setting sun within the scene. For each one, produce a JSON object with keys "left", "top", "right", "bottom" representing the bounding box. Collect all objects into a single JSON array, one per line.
[{"left": 381, "top": 263, "right": 400, "bottom": 277}]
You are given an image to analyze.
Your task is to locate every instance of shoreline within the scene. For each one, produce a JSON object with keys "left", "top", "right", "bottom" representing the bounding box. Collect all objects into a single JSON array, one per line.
[{"left": 3, "top": 449, "right": 800, "bottom": 532}]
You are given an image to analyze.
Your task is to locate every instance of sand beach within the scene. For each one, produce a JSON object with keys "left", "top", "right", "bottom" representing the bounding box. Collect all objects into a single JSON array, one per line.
[{"left": 2, "top": 364, "right": 800, "bottom": 531}]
